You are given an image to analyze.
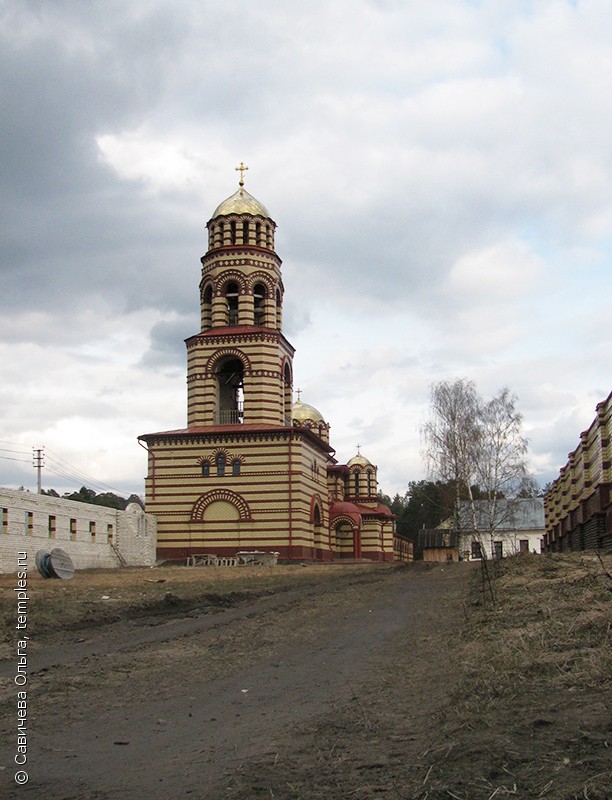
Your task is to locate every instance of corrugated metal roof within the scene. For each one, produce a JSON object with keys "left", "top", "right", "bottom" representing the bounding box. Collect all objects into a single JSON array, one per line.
[{"left": 458, "top": 499, "right": 545, "bottom": 531}]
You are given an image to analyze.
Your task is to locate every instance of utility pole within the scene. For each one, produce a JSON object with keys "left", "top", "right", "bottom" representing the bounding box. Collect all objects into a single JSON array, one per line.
[{"left": 32, "top": 447, "right": 44, "bottom": 494}]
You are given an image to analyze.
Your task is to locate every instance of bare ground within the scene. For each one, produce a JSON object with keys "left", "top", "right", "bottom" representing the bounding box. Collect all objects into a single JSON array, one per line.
[{"left": 0, "top": 555, "right": 610, "bottom": 800}]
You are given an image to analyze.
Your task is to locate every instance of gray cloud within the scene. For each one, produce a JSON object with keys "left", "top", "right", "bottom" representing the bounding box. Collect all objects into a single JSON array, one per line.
[{"left": 1, "top": 0, "right": 610, "bottom": 495}]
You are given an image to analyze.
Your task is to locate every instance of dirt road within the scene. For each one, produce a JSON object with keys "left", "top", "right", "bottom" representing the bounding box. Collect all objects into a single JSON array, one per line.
[{"left": 0, "top": 563, "right": 470, "bottom": 799}]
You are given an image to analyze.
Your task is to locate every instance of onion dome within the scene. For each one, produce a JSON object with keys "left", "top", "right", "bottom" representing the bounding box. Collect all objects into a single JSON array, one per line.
[
  {"left": 292, "top": 399, "right": 325, "bottom": 424},
  {"left": 347, "top": 451, "right": 372, "bottom": 467},
  {"left": 212, "top": 186, "right": 271, "bottom": 219}
]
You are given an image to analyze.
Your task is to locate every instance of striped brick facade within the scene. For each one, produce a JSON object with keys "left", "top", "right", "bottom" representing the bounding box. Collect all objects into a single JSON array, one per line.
[
  {"left": 139, "top": 177, "right": 395, "bottom": 562},
  {"left": 544, "top": 392, "right": 612, "bottom": 552}
]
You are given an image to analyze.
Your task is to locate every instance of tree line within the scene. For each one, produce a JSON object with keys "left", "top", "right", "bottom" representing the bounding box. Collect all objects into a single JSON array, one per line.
[{"left": 41, "top": 486, "right": 142, "bottom": 510}]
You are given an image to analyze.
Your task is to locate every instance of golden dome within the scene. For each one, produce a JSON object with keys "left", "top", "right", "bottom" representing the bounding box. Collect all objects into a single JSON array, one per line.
[
  {"left": 293, "top": 399, "right": 325, "bottom": 424},
  {"left": 212, "top": 187, "right": 271, "bottom": 219},
  {"left": 347, "top": 452, "right": 372, "bottom": 467}
]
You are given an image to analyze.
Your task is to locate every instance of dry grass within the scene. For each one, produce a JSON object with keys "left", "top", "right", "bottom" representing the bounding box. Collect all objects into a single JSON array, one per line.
[
  {"left": 0, "top": 561, "right": 396, "bottom": 643},
  {"left": 421, "top": 552, "right": 612, "bottom": 800},
  {"left": 223, "top": 552, "right": 612, "bottom": 800}
]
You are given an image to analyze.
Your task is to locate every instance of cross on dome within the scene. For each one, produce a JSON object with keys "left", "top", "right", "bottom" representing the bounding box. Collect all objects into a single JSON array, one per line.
[{"left": 235, "top": 161, "right": 249, "bottom": 187}]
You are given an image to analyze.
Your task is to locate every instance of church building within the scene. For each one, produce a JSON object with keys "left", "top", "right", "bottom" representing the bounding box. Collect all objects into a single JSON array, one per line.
[{"left": 138, "top": 166, "right": 395, "bottom": 562}]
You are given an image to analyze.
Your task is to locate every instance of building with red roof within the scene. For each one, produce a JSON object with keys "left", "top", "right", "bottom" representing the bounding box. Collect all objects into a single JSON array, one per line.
[{"left": 139, "top": 168, "right": 400, "bottom": 562}]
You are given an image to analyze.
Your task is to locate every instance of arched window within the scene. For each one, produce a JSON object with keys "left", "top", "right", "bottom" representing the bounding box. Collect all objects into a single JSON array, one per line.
[
  {"left": 225, "top": 282, "right": 239, "bottom": 325},
  {"left": 201, "top": 284, "right": 213, "bottom": 329},
  {"left": 354, "top": 471, "right": 360, "bottom": 496},
  {"left": 216, "top": 357, "right": 244, "bottom": 424},
  {"left": 230, "top": 220, "right": 236, "bottom": 244},
  {"left": 216, "top": 453, "right": 226, "bottom": 477},
  {"left": 255, "top": 221, "right": 261, "bottom": 246},
  {"left": 275, "top": 286, "right": 282, "bottom": 327},
  {"left": 283, "top": 361, "right": 292, "bottom": 425},
  {"left": 366, "top": 470, "right": 373, "bottom": 496},
  {"left": 253, "top": 283, "right": 266, "bottom": 326},
  {"left": 313, "top": 504, "right": 321, "bottom": 526},
  {"left": 232, "top": 459, "right": 241, "bottom": 476},
  {"left": 201, "top": 461, "right": 210, "bottom": 477}
]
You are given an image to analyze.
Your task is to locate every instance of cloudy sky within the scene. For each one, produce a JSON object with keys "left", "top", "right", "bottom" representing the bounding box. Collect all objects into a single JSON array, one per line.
[{"left": 1, "top": 0, "right": 610, "bottom": 499}]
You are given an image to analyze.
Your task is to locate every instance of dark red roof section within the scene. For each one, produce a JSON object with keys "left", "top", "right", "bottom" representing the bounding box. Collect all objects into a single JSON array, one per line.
[
  {"left": 329, "top": 500, "right": 394, "bottom": 522},
  {"left": 138, "top": 424, "right": 335, "bottom": 455}
]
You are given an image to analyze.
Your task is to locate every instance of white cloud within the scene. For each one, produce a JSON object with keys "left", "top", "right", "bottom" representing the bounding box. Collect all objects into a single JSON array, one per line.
[
  {"left": 1, "top": 0, "right": 610, "bottom": 497},
  {"left": 97, "top": 130, "right": 205, "bottom": 192}
]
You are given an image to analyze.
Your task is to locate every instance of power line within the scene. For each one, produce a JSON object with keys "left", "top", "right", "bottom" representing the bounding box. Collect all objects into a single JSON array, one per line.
[
  {"left": 0, "top": 446, "right": 31, "bottom": 456},
  {"left": 44, "top": 448, "right": 129, "bottom": 496},
  {"left": 0, "top": 440, "right": 132, "bottom": 497},
  {"left": 0, "top": 454, "right": 31, "bottom": 464}
]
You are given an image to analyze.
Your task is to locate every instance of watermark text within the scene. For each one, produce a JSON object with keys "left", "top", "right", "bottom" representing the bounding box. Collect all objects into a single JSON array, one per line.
[{"left": 14, "top": 552, "right": 29, "bottom": 786}]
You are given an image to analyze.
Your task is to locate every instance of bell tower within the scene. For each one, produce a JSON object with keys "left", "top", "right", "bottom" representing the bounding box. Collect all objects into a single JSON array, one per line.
[
  {"left": 185, "top": 163, "right": 294, "bottom": 429},
  {"left": 140, "top": 166, "right": 359, "bottom": 563}
]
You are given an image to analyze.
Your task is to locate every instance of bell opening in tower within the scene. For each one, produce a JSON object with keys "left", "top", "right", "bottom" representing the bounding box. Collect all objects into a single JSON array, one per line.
[
  {"left": 225, "top": 281, "right": 239, "bottom": 326},
  {"left": 253, "top": 282, "right": 266, "bottom": 327},
  {"left": 216, "top": 357, "right": 244, "bottom": 425}
]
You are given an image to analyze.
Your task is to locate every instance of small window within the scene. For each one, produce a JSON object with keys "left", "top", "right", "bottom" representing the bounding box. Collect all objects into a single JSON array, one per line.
[
  {"left": 225, "top": 281, "right": 239, "bottom": 325},
  {"left": 216, "top": 453, "right": 226, "bottom": 477},
  {"left": 493, "top": 541, "right": 503, "bottom": 559},
  {"left": 26, "top": 511, "right": 33, "bottom": 535},
  {"left": 275, "top": 287, "right": 282, "bottom": 325},
  {"left": 202, "top": 284, "right": 213, "bottom": 329},
  {"left": 48, "top": 515, "right": 56, "bottom": 539},
  {"left": 201, "top": 461, "right": 210, "bottom": 477},
  {"left": 232, "top": 459, "right": 241, "bottom": 476},
  {"left": 253, "top": 283, "right": 266, "bottom": 326},
  {"left": 107, "top": 523, "right": 114, "bottom": 543},
  {"left": 1, "top": 508, "right": 7, "bottom": 532},
  {"left": 89, "top": 521, "right": 96, "bottom": 540},
  {"left": 354, "top": 472, "right": 359, "bottom": 496},
  {"left": 519, "top": 539, "right": 529, "bottom": 554},
  {"left": 70, "top": 518, "right": 77, "bottom": 541},
  {"left": 471, "top": 540, "right": 482, "bottom": 560}
]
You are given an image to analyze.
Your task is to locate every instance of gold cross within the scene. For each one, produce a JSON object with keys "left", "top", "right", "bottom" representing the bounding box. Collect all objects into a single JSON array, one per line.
[
  {"left": 356, "top": 443, "right": 361, "bottom": 454},
  {"left": 296, "top": 388, "right": 302, "bottom": 402},
  {"left": 235, "top": 161, "right": 249, "bottom": 186}
]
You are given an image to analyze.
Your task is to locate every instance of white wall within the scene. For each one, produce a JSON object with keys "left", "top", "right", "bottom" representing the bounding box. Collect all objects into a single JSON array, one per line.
[
  {"left": 0, "top": 487, "right": 157, "bottom": 573},
  {"left": 460, "top": 529, "right": 543, "bottom": 560}
]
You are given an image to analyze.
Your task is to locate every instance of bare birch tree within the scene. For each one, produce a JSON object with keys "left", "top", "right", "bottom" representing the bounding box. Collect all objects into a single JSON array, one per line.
[
  {"left": 421, "top": 379, "right": 481, "bottom": 533},
  {"left": 476, "top": 388, "right": 529, "bottom": 549},
  {"left": 421, "top": 379, "right": 531, "bottom": 561}
]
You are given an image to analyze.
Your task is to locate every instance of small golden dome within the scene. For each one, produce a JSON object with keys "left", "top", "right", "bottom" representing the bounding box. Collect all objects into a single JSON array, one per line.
[
  {"left": 293, "top": 399, "right": 325, "bottom": 424},
  {"left": 212, "top": 187, "right": 271, "bottom": 219},
  {"left": 347, "top": 452, "right": 372, "bottom": 467}
]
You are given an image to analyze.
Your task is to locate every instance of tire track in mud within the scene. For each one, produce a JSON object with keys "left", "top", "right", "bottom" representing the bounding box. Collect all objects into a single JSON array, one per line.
[{"left": 0, "top": 564, "right": 471, "bottom": 800}]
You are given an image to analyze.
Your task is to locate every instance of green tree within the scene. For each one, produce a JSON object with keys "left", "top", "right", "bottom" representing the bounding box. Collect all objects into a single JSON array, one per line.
[{"left": 60, "top": 486, "right": 129, "bottom": 510}]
